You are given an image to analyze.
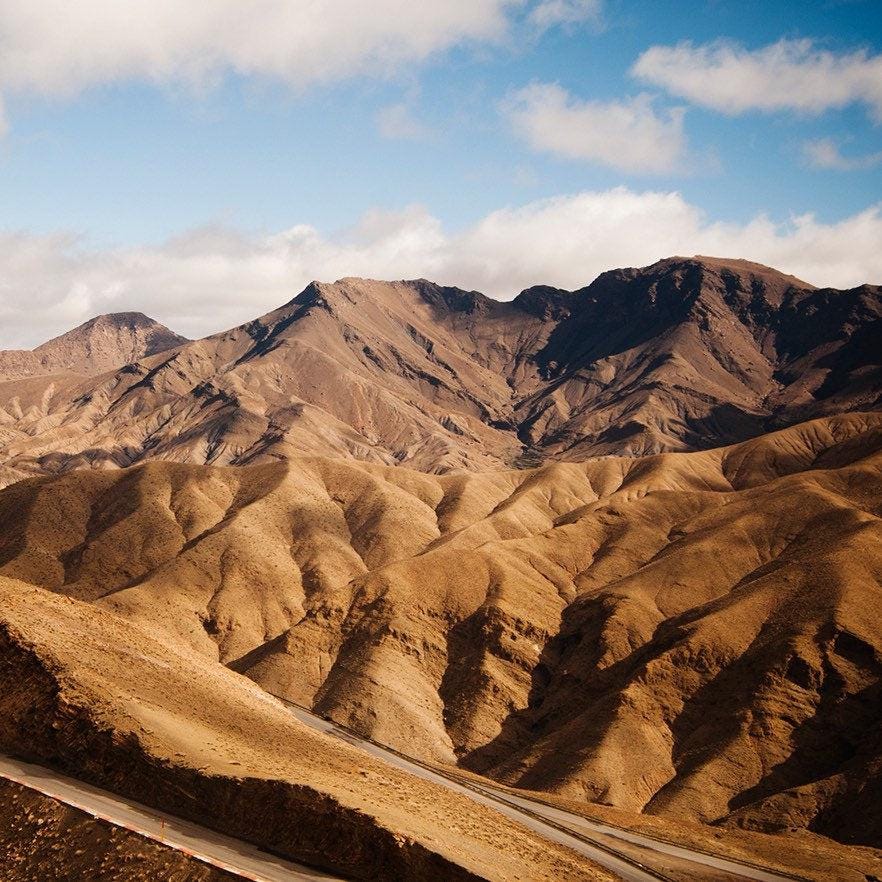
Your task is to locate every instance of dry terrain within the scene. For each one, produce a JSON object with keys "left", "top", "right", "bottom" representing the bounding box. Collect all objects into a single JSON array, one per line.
[
  {"left": 0, "top": 411, "right": 880, "bottom": 867},
  {"left": 0, "top": 778, "right": 238, "bottom": 882},
  {"left": 0, "top": 256, "right": 879, "bottom": 483},
  {"left": 1, "top": 255, "right": 881, "bottom": 878},
  {"left": 510, "top": 786, "right": 882, "bottom": 882},
  {"left": 0, "top": 578, "right": 613, "bottom": 881},
  {"left": 0, "top": 312, "right": 187, "bottom": 382}
]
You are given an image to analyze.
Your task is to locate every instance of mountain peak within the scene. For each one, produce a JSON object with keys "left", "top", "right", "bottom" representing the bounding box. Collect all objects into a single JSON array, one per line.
[
  {"left": 512, "top": 285, "right": 574, "bottom": 320},
  {"left": 0, "top": 312, "right": 187, "bottom": 382},
  {"left": 76, "top": 311, "right": 158, "bottom": 329},
  {"left": 284, "top": 276, "right": 498, "bottom": 316},
  {"left": 652, "top": 254, "right": 816, "bottom": 289}
]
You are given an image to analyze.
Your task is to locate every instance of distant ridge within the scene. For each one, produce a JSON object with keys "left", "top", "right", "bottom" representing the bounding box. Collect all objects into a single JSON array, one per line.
[
  {"left": 0, "top": 312, "right": 188, "bottom": 382},
  {"left": 0, "top": 255, "right": 878, "bottom": 486}
]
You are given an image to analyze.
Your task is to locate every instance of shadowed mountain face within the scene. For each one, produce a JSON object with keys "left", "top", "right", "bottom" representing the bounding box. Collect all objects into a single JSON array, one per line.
[
  {"left": 1, "top": 411, "right": 881, "bottom": 850},
  {"left": 0, "top": 256, "right": 879, "bottom": 485}
]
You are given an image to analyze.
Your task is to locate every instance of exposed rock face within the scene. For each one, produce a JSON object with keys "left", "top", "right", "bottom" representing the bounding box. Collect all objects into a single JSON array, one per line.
[
  {"left": 0, "top": 312, "right": 188, "bottom": 382},
  {"left": 2, "top": 411, "right": 881, "bottom": 849},
  {"left": 515, "top": 256, "right": 882, "bottom": 459},
  {"left": 0, "top": 256, "right": 879, "bottom": 484}
]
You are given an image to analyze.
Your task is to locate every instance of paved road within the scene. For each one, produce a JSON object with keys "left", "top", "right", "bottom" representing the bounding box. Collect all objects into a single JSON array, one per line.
[
  {"left": 284, "top": 703, "right": 668, "bottom": 882},
  {"left": 282, "top": 701, "right": 801, "bottom": 882},
  {"left": 0, "top": 754, "right": 341, "bottom": 882},
  {"left": 485, "top": 790, "right": 796, "bottom": 882}
]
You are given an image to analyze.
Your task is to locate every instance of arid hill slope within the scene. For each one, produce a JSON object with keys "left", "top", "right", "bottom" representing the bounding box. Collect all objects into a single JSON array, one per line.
[
  {"left": 0, "top": 257, "right": 878, "bottom": 483},
  {"left": 516, "top": 256, "right": 882, "bottom": 459},
  {"left": 0, "top": 312, "right": 188, "bottom": 382},
  {"left": 2, "top": 411, "right": 881, "bottom": 849},
  {"left": 0, "top": 580, "right": 609, "bottom": 882}
]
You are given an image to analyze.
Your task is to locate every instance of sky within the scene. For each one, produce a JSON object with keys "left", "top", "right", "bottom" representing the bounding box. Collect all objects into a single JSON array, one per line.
[{"left": 0, "top": 0, "right": 881, "bottom": 347}]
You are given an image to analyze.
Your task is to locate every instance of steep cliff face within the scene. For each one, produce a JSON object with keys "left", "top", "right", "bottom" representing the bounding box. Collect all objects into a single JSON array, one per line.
[
  {"left": 0, "top": 257, "right": 878, "bottom": 484},
  {"left": 2, "top": 412, "right": 881, "bottom": 849}
]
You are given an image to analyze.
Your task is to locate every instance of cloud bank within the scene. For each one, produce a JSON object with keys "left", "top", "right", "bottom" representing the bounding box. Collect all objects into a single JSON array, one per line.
[
  {"left": 2, "top": 189, "right": 881, "bottom": 348},
  {"left": 0, "top": 0, "right": 517, "bottom": 129}
]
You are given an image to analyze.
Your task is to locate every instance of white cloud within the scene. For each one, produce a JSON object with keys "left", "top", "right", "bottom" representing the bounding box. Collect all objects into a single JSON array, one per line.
[
  {"left": 633, "top": 39, "right": 882, "bottom": 120},
  {"left": 504, "top": 83, "right": 686, "bottom": 173},
  {"left": 0, "top": 1, "right": 516, "bottom": 130},
  {"left": 2, "top": 189, "right": 881, "bottom": 348},
  {"left": 529, "top": 0, "right": 602, "bottom": 29},
  {"left": 376, "top": 102, "right": 431, "bottom": 141},
  {"left": 802, "top": 138, "right": 882, "bottom": 171}
]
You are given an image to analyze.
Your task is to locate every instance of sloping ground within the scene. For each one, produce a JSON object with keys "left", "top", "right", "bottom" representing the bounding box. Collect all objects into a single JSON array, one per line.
[
  {"left": 0, "top": 580, "right": 610, "bottom": 882},
  {"left": 0, "top": 257, "right": 878, "bottom": 482},
  {"left": 0, "top": 778, "right": 237, "bottom": 882},
  {"left": 515, "top": 256, "right": 882, "bottom": 459},
  {"left": 523, "top": 788, "right": 882, "bottom": 882},
  {"left": 0, "top": 312, "right": 188, "bottom": 382},
  {"left": 1, "top": 412, "right": 881, "bottom": 851}
]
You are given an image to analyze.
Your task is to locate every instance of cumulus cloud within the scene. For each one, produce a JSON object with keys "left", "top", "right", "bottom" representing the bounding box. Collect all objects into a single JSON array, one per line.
[
  {"left": 0, "top": 0, "right": 516, "bottom": 130},
  {"left": 504, "top": 84, "right": 686, "bottom": 173},
  {"left": 2, "top": 189, "right": 882, "bottom": 348},
  {"left": 802, "top": 138, "right": 882, "bottom": 171},
  {"left": 633, "top": 39, "right": 882, "bottom": 120},
  {"left": 529, "top": 0, "right": 602, "bottom": 29}
]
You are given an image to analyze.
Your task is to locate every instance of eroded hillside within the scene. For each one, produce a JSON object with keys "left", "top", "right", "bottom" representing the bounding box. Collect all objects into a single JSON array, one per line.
[
  {"left": 2, "top": 411, "right": 881, "bottom": 849},
  {"left": 0, "top": 580, "right": 609, "bottom": 882}
]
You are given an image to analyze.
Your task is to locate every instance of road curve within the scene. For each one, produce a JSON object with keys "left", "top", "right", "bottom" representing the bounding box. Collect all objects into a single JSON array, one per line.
[
  {"left": 282, "top": 702, "right": 668, "bottom": 882},
  {"left": 280, "top": 701, "right": 802, "bottom": 882},
  {"left": 0, "top": 754, "right": 341, "bottom": 882}
]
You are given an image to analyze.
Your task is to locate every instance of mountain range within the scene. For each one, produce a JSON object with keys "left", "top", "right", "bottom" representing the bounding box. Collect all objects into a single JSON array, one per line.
[
  {"left": 0, "top": 255, "right": 879, "bottom": 487},
  {"left": 2, "top": 255, "right": 882, "bottom": 880}
]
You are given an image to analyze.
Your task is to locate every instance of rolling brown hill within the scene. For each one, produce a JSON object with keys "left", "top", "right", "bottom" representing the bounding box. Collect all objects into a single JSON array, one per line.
[
  {"left": 0, "top": 256, "right": 879, "bottom": 485},
  {"left": 1, "top": 411, "right": 881, "bottom": 854}
]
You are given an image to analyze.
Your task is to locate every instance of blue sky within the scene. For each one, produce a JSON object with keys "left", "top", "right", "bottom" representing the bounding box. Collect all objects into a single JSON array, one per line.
[{"left": 0, "top": 0, "right": 880, "bottom": 346}]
